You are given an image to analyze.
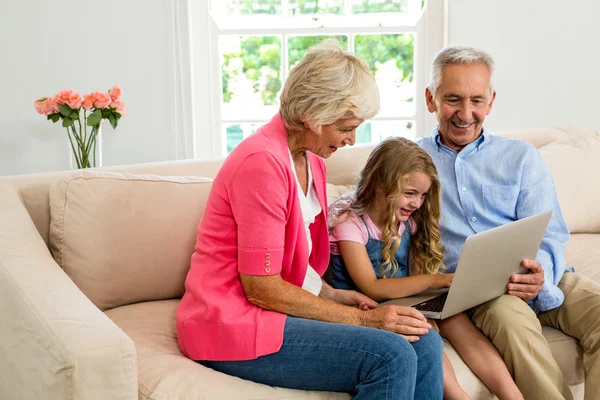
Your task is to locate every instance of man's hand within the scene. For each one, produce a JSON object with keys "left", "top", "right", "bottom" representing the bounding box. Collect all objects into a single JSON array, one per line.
[
  {"left": 507, "top": 259, "right": 544, "bottom": 302},
  {"left": 332, "top": 288, "right": 378, "bottom": 310}
]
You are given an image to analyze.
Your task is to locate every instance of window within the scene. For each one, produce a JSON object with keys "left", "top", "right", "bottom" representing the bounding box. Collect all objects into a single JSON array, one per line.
[{"left": 206, "top": 0, "right": 437, "bottom": 156}]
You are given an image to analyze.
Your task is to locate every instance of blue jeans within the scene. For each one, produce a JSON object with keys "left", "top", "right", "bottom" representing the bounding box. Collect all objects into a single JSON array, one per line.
[{"left": 201, "top": 316, "right": 443, "bottom": 399}]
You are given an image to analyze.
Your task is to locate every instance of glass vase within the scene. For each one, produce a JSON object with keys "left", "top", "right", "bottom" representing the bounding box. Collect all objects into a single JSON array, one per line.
[{"left": 67, "top": 120, "right": 103, "bottom": 169}]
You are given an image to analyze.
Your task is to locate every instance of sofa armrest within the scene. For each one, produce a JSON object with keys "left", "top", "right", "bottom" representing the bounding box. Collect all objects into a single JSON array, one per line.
[{"left": 0, "top": 185, "right": 137, "bottom": 400}]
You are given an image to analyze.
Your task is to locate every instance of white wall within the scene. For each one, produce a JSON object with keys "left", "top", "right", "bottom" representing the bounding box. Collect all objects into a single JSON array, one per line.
[
  {"left": 0, "top": 0, "right": 196, "bottom": 176},
  {"left": 426, "top": 0, "right": 600, "bottom": 135},
  {"left": 3, "top": 0, "right": 600, "bottom": 176}
]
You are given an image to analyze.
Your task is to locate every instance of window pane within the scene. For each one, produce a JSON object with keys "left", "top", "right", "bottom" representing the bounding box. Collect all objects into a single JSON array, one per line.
[
  {"left": 220, "top": 35, "right": 281, "bottom": 120},
  {"left": 349, "top": 0, "right": 422, "bottom": 14},
  {"left": 354, "top": 33, "right": 415, "bottom": 118},
  {"left": 288, "top": 0, "right": 345, "bottom": 15},
  {"left": 288, "top": 35, "right": 348, "bottom": 70},
  {"left": 356, "top": 120, "right": 415, "bottom": 144},
  {"left": 224, "top": 123, "right": 264, "bottom": 154},
  {"left": 356, "top": 122, "right": 372, "bottom": 144},
  {"left": 223, "top": 0, "right": 281, "bottom": 15}
]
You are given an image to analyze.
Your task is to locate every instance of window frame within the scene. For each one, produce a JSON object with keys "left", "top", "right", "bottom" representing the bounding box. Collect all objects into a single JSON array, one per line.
[{"left": 196, "top": 0, "right": 446, "bottom": 158}]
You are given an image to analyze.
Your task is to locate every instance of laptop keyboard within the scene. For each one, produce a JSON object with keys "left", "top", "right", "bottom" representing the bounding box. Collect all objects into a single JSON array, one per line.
[{"left": 414, "top": 293, "right": 448, "bottom": 313}]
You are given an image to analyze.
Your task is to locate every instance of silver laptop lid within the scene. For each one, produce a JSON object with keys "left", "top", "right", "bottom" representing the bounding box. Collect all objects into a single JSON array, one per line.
[{"left": 440, "top": 210, "right": 552, "bottom": 319}]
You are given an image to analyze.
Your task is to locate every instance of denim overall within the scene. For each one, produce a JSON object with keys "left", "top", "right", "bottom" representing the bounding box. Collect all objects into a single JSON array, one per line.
[{"left": 330, "top": 216, "right": 411, "bottom": 290}]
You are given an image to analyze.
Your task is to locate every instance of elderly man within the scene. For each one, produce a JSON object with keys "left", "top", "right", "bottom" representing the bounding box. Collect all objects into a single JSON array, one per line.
[{"left": 419, "top": 45, "right": 600, "bottom": 400}]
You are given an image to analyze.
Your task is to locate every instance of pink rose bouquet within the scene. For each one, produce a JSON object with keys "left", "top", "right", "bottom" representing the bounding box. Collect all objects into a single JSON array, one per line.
[{"left": 34, "top": 85, "right": 126, "bottom": 169}]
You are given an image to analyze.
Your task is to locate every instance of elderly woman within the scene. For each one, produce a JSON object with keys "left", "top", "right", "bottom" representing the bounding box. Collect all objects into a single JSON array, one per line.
[{"left": 176, "top": 41, "right": 443, "bottom": 399}]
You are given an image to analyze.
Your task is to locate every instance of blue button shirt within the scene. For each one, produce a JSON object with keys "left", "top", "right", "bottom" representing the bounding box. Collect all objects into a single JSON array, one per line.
[{"left": 419, "top": 129, "right": 572, "bottom": 313}]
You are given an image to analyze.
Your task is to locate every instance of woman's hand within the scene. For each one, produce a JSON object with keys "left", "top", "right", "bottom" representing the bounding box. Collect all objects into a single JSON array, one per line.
[
  {"left": 427, "top": 318, "right": 440, "bottom": 333},
  {"left": 332, "top": 288, "right": 378, "bottom": 310},
  {"left": 320, "top": 281, "right": 378, "bottom": 310},
  {"left": 362, "top": 306, "right": 432, "bottom": 342},
  {"left": 428, "top": 273, "right": 454, "bottom": 290}
]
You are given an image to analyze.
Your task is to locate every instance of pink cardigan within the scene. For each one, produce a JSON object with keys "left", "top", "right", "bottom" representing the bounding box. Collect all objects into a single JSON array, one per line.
[{"left": 176, "top": 114, "right": 330, "bottom": 361}]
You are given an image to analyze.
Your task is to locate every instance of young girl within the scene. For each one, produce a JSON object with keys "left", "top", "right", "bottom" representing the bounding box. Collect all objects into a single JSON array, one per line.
[{"left": 329, "top": 137, "right": 523, "bottom": 400}]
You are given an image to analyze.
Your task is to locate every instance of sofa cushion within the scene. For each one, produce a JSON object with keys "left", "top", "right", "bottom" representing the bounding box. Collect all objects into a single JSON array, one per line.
[
  {"left": 49, "top": 171, "right": 212, "bottom": 310},
  {"left": 326, "top": 183, "right": 355, "bottom": 207},
  {"left": 105, "top": 300, "right": 583, "bottom": 399},
  {"left": 324, "top": 144, "right": 375, "bottom": 185},
  {"left": 566, "top": 234, "right": 600, "bottom": 285},
  {"left": 496, "top": 127, "right": 570, "bottom": 149},
  {"left": 105, "top": 300, "right": 349, "bottom": 400},
  {"left": 543, "top": 326, "right": 584, "bottom": 385},
  {"left": 538, "top": 131, "right": 600, "bottom": 234}
]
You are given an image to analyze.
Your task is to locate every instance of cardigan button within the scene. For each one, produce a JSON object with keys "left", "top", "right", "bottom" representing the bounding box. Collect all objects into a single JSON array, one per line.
[
  {"left": 265, "top": 253, "right": 271, "bottom": 259},
  {"left": 265, "top": 261, "right": 271, "bottom": 266},
  {"left": 265, "top": 267, "right": 271, "bottom": 273}
]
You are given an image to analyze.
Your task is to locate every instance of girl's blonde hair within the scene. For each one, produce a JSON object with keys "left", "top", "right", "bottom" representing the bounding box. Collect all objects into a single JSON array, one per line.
[
  {"left": 329, "top": 137, "right": 445, "bottom": 277},
  {"left": 279, "top": 39, "right": 380, "bottom": 133}
]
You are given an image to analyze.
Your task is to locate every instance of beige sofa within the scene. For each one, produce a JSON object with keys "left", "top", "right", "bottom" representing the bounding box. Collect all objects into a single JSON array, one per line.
[{"left": 1, "top": 126, "right": 598, "bottom": 400}]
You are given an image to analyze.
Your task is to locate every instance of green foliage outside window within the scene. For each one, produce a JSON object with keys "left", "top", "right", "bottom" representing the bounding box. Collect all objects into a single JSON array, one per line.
[
  {"left": 221, "top": 36, "right": 281, "bottom": 105},
  {"left": 226, "top": 0, "right": 422, "bottom": 15},
  {"left": 287, "top": 35, "right": 348, "bottom": 70},
  {"left": 355, "top": 33, "right": 414, "bottom": 86},
  {"left": 221, "top": 34, "right": 413, "bottom": 106}
]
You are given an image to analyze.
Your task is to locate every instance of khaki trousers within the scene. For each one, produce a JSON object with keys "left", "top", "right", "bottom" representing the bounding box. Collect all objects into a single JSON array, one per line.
[{"left": 469, "top": 272, "right": 600, "bottom": 400}]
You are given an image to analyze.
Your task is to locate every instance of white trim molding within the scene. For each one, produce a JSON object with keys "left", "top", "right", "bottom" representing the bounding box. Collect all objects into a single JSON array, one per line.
[
  {"left": 417, "top": 0, "right": 446, "bottom": 137},
  {"left": 167, "top": 0, "right": 197, "bottom": 160}
]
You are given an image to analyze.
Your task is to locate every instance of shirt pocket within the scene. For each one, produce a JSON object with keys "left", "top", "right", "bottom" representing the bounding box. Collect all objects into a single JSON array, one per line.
[{"left": 482, "top": 184, "right": 520, "bottom": 219}]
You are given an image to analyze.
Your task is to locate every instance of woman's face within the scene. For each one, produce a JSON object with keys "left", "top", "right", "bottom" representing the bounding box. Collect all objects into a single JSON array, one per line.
[{"left": 307, "top": 117, "right": 363, "bottom": 158}]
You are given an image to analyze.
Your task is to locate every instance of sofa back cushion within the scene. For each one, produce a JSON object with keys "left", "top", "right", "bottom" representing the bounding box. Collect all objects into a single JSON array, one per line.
[
  {"left": 49, "top": 171, "right": 212, "bottom": 310},
  {"left": 0, "top": 158, "right": 224, "bottom": 247},
  {"left": 325, "top": 144, "right": 375, "bottom": 185},
  {"left": 495, "top": 127, "right": 570, "bottom": 149},
  {"left": 538, "top": 131, "right": 600, "bottom": 234}
]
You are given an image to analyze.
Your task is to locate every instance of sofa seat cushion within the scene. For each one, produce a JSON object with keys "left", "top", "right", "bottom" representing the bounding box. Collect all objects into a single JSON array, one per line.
[
  {"left": 105, "top": 300, "right": 349, "bottom": 400},
  {"left": 543, "top": 326, "right": 584, "bottom": 385},
  {"left": 105, "top": 299, "right": 583, "bottom": 399},
  {"left": 49, "top": 172, "right": 213, "bottom": 311}
]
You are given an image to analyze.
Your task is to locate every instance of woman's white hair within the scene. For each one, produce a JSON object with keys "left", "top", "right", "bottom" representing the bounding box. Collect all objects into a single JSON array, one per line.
[
  {"left": 280, "top": 39, "right": 380, "bottom": 133},
  {"left": 428, "top": 45, "right": 495, "bottom": 96}
]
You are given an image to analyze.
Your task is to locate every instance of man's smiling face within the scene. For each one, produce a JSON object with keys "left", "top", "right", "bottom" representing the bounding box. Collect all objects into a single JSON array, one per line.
[{"left": 426, "top": 63, "right": 496, "bottom": 153}]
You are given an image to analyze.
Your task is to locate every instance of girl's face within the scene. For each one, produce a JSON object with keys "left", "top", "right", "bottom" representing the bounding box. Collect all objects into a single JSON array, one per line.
[{"left": 394, "top": 172, "right": 432, "bottom": 222}]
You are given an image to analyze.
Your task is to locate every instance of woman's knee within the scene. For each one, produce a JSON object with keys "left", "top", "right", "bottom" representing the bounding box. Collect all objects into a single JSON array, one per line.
[
  {"left": 367, "top": 330, "right": 418, "bottom": 375},
  {"left": 411, "top": 329, "right": 444, "bottom": 363}
]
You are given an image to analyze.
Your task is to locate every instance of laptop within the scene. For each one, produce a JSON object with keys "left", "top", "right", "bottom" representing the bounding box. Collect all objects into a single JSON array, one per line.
[{"left": 380, "top": 210, "right": 552, "bottom": 319}]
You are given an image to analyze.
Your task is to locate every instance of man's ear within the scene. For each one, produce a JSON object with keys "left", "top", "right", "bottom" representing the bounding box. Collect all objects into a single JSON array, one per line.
[
  {"left": 486, "top": 90, "right": 497, "bottom": 115},
  {"left": 425, "top": 88, "right": 436, "bottom": 113}
]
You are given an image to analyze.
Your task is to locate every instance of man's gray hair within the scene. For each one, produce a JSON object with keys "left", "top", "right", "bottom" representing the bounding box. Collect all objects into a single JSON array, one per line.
[{"left": 428, "top": 45, "right": 495, "bottom": 96}]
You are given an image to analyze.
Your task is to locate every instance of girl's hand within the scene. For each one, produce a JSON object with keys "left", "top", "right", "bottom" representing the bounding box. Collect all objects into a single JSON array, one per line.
[
  {"left": 333, "top": 288, "right": 378, "bottom": 310},
  {"left": 428, "top": 273, "right": 454, "bottom": 290}
]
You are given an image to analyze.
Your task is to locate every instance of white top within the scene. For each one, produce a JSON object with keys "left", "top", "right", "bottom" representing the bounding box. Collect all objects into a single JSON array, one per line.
[{"left": 289, "top": 150, "right": 323, "bottom": 296}]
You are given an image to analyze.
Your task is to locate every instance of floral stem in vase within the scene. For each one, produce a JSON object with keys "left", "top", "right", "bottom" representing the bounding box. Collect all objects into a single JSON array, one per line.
[
  {"left": 76, "top": 117, "right": 89, "bottom": 168},
  {"left": 66, "top": 126, "right": 82, "bottom": 169},
  {"left": 90, "top": 124, "right": 101, "bottom": 168},
  {"left": 93, "top": 129, "right": 98, "bottom": 168}
]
